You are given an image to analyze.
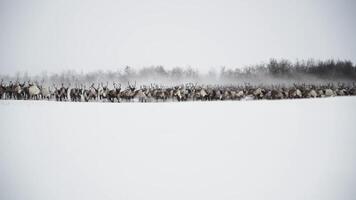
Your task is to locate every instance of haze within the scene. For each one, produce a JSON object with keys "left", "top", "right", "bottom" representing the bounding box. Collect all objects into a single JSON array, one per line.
[{"left": 0, "top": 0, "right": 355, "bottom": 75}]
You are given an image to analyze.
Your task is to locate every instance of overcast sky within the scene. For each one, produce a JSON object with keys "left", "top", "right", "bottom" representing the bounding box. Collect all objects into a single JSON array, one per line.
[{"left": 0, "top": 0, "right": 355, "bottom": 75}]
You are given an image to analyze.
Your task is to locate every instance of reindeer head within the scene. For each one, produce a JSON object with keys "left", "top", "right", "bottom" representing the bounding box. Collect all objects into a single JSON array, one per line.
[{"left": 128, "top": 81, "right": 136, "bottom": 92}]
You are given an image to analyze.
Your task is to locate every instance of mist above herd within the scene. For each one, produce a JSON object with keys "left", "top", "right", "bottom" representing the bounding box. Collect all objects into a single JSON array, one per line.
[{"left": 1, "top": 59, "right": 355, "bottom": 86}]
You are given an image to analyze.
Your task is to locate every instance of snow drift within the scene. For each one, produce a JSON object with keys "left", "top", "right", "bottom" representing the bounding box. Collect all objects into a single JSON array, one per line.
[{"left": 1, "top": 97, "right": 356, "bottom": 200}]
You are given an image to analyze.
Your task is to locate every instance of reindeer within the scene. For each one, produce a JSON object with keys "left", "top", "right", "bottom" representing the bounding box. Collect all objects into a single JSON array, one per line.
[
  {"left": 98, "top": 82, "right": 109, "bottom": 101},
  {"left": 1, "top": 80, "right": 355, "bottom": 102},
  {"left": 173, "top": 86, "right": 185, "bottom": 102},
  {"left": 335, "top": 82, "right": 348, "bottom": 96},
  {"left": 266, "top": 85, "right": 284, "bottom": 99},
  {"left": 107, "top": 82, "right": 121, "bottom": 102},
  {"left": 83, "top": 83, "right": 98, "bottom": 102},
  {"left": 4, "top": 81, "right": 14, "bottom": 99},
  {"left": 0, "top": 79, "right": 6, "bottom": 99},
  {"left": 253, "top": 87, "right": 266, "bottom": 100},
  {"left": 348, "top": 82, "right": 356, "bottom": 95},
  {"left": 287, "top": 84, "right": 302, "bottom": 99},
  {"left": 153, "top": 87, "right": 168, "bottom": 101},
  {"left": 69, "top": 84, "right": 83, "bottom": 102},
  {"left": 10, "top": 81, "right": 25, "bottom": 100},
  {"left": 136, "top": 86, "right": 148, "bottom": 102},
  {"left": 324, "top": 88, "right": 335, "bottom": 97},
  {"left": 28, "top": 82, "right": 41, "bottom": 100},
  {"left": 53, "top": 83, "right": 69, "bottom": 101},
  {"left": 121, "top": 81, "right": 137, "bottom": 101},
  {"left": 195, "top": 86, "right": 208, "bottom": 101},
  {"left": 39, "top": 80, "right": 51, "bottom": 100}
]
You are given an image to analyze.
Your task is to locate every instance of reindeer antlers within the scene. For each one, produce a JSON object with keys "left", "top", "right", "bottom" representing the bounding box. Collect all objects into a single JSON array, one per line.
[
  {"left": 128, "top": 81, "right": 136, "bottom": 89},
  {"left": 113, "top": 82, "right": 121, "bottom": 89}
]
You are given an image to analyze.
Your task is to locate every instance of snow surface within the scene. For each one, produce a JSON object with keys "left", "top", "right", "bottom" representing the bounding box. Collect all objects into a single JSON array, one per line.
[{"left": 1, "top": 97, "right": 356, "bottom": 200}]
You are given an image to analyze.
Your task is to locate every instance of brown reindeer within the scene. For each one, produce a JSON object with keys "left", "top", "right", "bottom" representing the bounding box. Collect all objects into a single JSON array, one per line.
[{"left": 107, "top": 82, "right": 121, "bottom": 102}]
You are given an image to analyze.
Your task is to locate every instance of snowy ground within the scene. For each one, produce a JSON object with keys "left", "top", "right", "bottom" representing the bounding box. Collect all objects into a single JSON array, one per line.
[{"left": 1, "top": 97, "right": 356, "bottom": 200}]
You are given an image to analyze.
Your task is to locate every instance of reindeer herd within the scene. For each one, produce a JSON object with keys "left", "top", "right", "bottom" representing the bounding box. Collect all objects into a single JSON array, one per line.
[{"left": 0, "top": 79, "right": 356, "bottom": 103}]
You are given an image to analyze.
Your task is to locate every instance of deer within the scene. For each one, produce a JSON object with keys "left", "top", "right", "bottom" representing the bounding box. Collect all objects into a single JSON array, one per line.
[
  {"left": 27, "top": 81, "right": 41, "bottom": 100},
  {"left": 107, "top": 82, "right": 121, "bottom": 102}
]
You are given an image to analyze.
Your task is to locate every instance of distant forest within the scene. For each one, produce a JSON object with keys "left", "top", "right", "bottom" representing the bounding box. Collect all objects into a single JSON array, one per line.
[{"left": 1, "top": 59, "right": 356, "bottom": 85}]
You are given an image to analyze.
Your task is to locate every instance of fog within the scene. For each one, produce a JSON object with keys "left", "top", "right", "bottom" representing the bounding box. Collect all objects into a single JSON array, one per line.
[{"left": 1, "top": 59, "right": 355, "bottom": 88}]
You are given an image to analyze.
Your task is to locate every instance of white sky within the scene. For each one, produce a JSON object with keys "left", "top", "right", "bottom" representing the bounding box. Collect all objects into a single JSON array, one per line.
[{"left": 0, "top": 0, "right": 355, "bottom": 75}]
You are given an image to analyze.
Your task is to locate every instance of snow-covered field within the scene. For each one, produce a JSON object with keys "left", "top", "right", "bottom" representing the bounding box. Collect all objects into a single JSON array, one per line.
[{"left": 1, "top": 97, "right": 356, "bottom": 200}]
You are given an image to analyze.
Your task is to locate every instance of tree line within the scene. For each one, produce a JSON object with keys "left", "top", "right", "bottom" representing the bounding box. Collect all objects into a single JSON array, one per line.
[
  {"left": 220, "top": 59, "right": 356, "bottom": 80},
  {"left": 1, "top": 59, "right": 355, "bottom": 85}
]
